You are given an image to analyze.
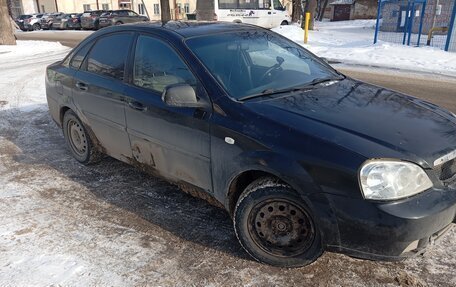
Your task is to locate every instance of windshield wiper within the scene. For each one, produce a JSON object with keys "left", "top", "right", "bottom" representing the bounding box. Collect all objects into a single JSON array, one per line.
[
  {"left": 305, "top": 76, "right": 343, "bottom": 87},
  {"left": 238, "top": 86, "right": 313, "bottom": 102},
  {"left": 238, "top": 76, "right": 344, "bottom": 102}
]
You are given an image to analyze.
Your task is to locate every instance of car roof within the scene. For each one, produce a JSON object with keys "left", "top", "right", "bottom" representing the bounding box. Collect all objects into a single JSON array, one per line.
[{"left": 100, "top": 21, "right": 263, "bottom": 39}]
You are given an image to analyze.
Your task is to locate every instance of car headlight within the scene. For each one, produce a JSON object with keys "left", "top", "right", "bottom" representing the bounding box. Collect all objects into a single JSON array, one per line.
[{"left": 359, "top": 160, "right": 433, "bottom": 200}]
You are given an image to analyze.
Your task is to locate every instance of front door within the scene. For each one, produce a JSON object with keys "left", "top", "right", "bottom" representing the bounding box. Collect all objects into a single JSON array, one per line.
[
  {"left": 72, "top": 32, "right": 134, "bottom": 161},
  {"left": 124, "top": 34, "right": 213, "bottom": 191}
]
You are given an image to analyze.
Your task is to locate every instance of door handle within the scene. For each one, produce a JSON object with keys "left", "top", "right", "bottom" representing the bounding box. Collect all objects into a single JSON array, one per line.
[
  {"left": 128, "top": 100, "right": 147, "bottom": 111},
  {"left": 75, "top": 81, "right": 88, "bottom": 91}
]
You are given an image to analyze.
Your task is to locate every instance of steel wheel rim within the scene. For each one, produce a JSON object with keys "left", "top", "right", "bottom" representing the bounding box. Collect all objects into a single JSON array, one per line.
[
  {"left": 67, "top": 119, "right": 87, "bottom": 156},
  {"left": 248, "top": 198, "right": 315, "bottom": 257}
]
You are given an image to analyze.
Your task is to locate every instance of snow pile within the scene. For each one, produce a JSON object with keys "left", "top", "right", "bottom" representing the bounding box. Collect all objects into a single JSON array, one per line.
[
  {"left": 273, "top": 20, "right": 456, "bottom": 77},
  {"left": 0, "top": 40, "right": 69, "bottom": 59},
  {"left": 0, "top": 41, "right": 70, "bottom": 111}
]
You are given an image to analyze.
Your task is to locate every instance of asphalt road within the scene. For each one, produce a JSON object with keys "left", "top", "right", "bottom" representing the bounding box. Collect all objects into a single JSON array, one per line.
[{"left": 15, "top": 30, "right": 456, "bottom": 113}]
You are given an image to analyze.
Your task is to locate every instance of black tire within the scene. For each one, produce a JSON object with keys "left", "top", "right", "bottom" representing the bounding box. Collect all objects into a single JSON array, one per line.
[
  {"left": 62, "top": 110, "right": 102, "bottom": 165},
  {"left": 115, "top": 21, "right": 123, "bottom": 25},
  {"left": 281, "top": 20, "right": 289, "bottom": 25},
  {"left": 234, "top": 177, "right": 322, "bottom": 267},
  {"left": 32, "top": 23, "right": 41, "bottom": 30}
]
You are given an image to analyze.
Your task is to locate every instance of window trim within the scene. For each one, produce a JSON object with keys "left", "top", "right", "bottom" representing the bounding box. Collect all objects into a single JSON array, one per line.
[
  {"left": 128, "top": 33, "right": 199, "bottom": 96},
  {"left": 81, "top": 32, "right": 136, "bottom": 82},
  {"left": 125, "top": 32, "right": 211, "bottom": 106}
]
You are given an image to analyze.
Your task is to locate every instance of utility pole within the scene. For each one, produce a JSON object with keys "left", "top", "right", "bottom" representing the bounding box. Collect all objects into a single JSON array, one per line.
[
  {"left": 97, "top": 0, "right": 100, "bottom": 10},
  {"left": 54, "top": 0, "right": 58, "bottom": 12}
]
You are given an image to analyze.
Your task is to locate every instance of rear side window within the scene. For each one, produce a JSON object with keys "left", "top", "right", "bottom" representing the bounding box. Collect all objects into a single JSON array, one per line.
[
  {"left": 69, "top": 42, "right": 92, "bottom": 69},
  {"left": 86, "top": 33, "right": 133, "bottom": 80},
  {"left": 133, "top": 35, "right": 197, "bottom": 94}
]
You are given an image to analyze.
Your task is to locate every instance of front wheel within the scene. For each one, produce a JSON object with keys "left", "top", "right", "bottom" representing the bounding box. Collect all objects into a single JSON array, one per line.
[
  {"left": 234, "top": 177, "right": 322, "bottom": 267},
  {"left": 281, "top": 20, "right": 289, "bottom": 25},
  {"left": 32, "top": 23, "right": 41, "bottom": 30},
  {"left": 115, "top": 21, "right": 123, "bottom": 25},
  {"left": 63, "top": 110, "right": 102, "bottom": 165}
]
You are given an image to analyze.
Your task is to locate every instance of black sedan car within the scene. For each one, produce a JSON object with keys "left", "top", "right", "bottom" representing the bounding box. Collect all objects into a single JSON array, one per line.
[{"left": 45, "top": 22, "right": 456, "bottom": 267}]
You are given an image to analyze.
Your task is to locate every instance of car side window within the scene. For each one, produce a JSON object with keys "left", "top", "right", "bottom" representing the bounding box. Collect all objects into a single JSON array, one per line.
[
  {"left": 69, "top": 42, "right": 92, "bottom": 70},
  {"left": 128, "top": 11, "right": 138, "bottom": 16},
  {"left": 86, "top": 33, "right": 133, "bottom": 80},
  {"left": 133, "top": 35, "right": 197, "bottom": 94}
]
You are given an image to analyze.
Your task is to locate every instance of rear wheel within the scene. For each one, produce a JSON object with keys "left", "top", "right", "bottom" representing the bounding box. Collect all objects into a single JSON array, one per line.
[
  {"left": 63, "top": 110, "right": 102, "bottom": 165},
  {"left": 115, "top": 21, "right": 123, "bottom": 25},
  {"left": 281, "top": 20, "right": 289, "bottom": 25},
  {"left": 32, "top": 23, "right": 41, "bottom": 30},
  {"left": 234, "top": 177, "right": 322, "bottom": 267}
]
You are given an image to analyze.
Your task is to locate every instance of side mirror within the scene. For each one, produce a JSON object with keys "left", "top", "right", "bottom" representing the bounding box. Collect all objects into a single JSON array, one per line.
[{"left": 162, "top": 84, "right": 207, "bottom": 108}]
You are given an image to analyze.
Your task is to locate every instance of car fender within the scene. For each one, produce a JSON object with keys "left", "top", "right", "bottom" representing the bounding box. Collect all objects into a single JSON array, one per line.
[{"left": 218, "top": 149, "right": 340, "bottom": 247}]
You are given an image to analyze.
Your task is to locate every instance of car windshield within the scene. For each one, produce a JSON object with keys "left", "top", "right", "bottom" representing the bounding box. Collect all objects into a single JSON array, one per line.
[{"left": 186, "top": 31, "right": 341, "bottom": 100}]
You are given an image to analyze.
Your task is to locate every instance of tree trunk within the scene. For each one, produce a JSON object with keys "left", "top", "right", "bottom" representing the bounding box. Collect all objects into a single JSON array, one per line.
[
  {"left": 0, "top": 0, "right": 16, "bottom": 45},
  {"left": 303, "top": 0, "right": 318, "bottom": 30},
  {"left": 318, "top": 0, "right": 329, "bottom": 21},
  {"left": 196, "top": 0, "right": 215, "bottom": 21},
  {"left": 291, "top": 0, "right": 302, "bottom": 23},
  {"left": 160, "top": 0, "right": 171, "bottom": 22}
]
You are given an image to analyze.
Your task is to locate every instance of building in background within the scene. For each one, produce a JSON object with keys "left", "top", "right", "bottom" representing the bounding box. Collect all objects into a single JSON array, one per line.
[
  {"left": 8, "top": 0, "right": 196, "bottom": 20},
  {"left": 326, "top": 0, "right": 377, "bottom": 21},
  {"left": 8, "top": 0, "right": 58, "bottom": 17}
]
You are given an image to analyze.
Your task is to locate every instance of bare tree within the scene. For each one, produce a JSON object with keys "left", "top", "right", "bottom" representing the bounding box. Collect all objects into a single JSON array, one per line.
[
  {"left": 160, "top": 0, "right": 171, "bottom": 22},
  {"left": 0, "top": 0, "right": 16, "bottom": 45},
  {"left": 318, "top": 0, "right": 329, "bottom": 21},
  {"left": 196, "top": 0, "right": 215, "bottom": 21},
  {"left": 291, "top": 0, "right": 302, "bottom": 23},
  {"left": 303, "top": 0, "right": 318, "bottom": 30}
]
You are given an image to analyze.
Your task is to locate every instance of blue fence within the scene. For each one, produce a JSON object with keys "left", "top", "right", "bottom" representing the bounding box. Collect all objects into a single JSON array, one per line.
[
  {"left": 374, "top": 0, "right": 456, "bottom": 52},
  {"left": 446, "top": 1, "right": 456, "bottom": 51}
]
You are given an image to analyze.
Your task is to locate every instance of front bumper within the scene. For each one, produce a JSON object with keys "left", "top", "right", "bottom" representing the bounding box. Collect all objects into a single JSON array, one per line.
[
  {"left": 22, "top": 23, "right": 32, "bottom": 30},
  {"left": 98, "top": 21, "right": 112, "bottom": 28},
  {"left": 324, "top": 187, "right": 456, "bottom": 260},
  {"left": 41, "top": 22, "right": 52, "bottom": 29},
  {"left": 67, "top": 23, "right": 81, "bottom": 29}
]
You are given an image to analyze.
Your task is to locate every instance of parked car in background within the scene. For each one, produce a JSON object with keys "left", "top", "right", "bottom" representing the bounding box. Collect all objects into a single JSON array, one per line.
[
  {"left": 41, "top": 12, "right": 64, "bottom": 30},
  {"left": 51, "top": 13, "right": 79, "bottom": 30},
  {"left": 81, "top": 10, "right": 108, "bottom": 30},
  {"left": 98, "top": 10, "right": 149, "bottom": 28},
  {"left": 46, "top": 22, "right": 456, "bottom": 268},
  {"left": 67, "top": 13, "right": 83, "bottom": 30},
  {"left": 16, "top": 14, "right": 44, "bottom": 31}
]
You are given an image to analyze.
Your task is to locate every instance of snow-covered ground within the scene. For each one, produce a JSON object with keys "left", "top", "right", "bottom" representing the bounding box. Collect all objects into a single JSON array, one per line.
[
  {"left": 0, "top": 41, "right": 69, "bottom": 111},
  {"left": 273, "top": 20, "right": 456, "bottom": 77},
  {"left": 0, "top": 41, "right": 456, "bottom": 286}
]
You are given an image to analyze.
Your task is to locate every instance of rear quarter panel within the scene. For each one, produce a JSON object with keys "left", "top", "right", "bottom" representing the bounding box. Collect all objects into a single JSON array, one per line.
[{"left": 46, "top": 62, "right": 77, "bottom": 127}]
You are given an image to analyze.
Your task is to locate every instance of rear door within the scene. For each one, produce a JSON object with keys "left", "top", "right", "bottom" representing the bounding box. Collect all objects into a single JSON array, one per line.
[
  {"left": 72, "top": 32, "right": 134, "bottom": 161},
  {"left": 123, "top": 34, "right": 213, "bottom": 191}
]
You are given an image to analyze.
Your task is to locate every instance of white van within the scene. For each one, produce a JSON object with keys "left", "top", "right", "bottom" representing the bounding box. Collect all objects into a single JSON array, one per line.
[{"left": 215, "top": 0, "right": 291, "bottom": 28}]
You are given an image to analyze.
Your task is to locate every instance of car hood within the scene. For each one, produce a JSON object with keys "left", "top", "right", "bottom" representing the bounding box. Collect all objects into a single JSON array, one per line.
[{"left": 246, "top": 78, "right": 456, "bottom": 168}]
